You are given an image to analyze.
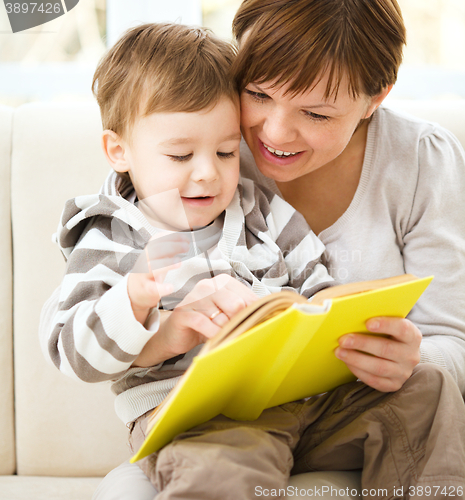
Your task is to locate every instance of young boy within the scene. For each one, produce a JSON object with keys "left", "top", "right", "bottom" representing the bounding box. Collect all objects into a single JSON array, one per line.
[{"left": 45, "top": 22, "right": 335, "bottom": 497}]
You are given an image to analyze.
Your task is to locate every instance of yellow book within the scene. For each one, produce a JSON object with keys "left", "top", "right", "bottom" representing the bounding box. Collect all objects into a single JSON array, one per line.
[{"left": 131, "top": 274, "right": 433, "bottom": 463}]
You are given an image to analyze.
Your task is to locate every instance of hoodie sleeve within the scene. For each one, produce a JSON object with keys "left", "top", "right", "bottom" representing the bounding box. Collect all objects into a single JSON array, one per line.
[{"left": 46, "top": 200, "right": 159, "bottom": 383}]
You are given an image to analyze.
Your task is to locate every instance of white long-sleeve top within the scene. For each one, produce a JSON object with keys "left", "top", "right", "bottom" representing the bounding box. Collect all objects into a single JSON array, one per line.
[{"left": 240, "top": 105, "right": 465, "bottom": 394}]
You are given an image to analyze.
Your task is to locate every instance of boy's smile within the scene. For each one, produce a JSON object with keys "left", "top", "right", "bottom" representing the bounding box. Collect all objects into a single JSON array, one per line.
[{"left": 111, "top": 97, "right": 241, "bottom": 231}]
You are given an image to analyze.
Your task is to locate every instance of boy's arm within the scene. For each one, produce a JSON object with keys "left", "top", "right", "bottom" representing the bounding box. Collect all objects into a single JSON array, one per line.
[
  {"left": 44, "top": 259, "right": 258, "bottom": 378},
  {"left": 45, "top": 214, "right": 163, "bottom": 383},
  {"left": 48, "top": 266, "right": 158, "bottom": 383},
  {"left": 131, "top": 310, "right": 173, "bottom": 367},
  {"left": 40, "top": 287, "right": 174, "bottom": 370}
]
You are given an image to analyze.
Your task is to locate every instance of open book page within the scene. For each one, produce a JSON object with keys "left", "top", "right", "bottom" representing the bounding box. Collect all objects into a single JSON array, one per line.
[
  {"left": 204, "top": 274, "right": 419, "bottom": 351},
  {"left": 201, "top": 291, "right": 308, "bottom": 353},
  {"left": 310, "top": 274, "right": 417, "bottom": 306}
]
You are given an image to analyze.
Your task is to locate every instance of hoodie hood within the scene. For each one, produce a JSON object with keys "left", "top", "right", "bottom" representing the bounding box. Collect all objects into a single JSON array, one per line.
[{"left": 54, "top": 171, "right": 154, "bottom": 269}]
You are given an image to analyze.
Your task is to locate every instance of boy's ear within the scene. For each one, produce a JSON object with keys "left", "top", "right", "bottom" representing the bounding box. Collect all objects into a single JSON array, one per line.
[
  {"left": 364, "top": 84, "right": 393, "bottom": 119},
  {"left": 101, "top": 130, "right": 130, "bottom": 173}
]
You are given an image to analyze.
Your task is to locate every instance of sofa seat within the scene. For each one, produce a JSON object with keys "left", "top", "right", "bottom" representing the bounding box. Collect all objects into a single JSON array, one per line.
[{"left": 0, "top": 477, "right": 102, "bottom": 500}]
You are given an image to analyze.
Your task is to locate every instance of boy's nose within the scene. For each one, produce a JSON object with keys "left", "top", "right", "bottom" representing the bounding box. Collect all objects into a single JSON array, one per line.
[{"left": 191, "top": 160, "right": 219, "bottom": 183}]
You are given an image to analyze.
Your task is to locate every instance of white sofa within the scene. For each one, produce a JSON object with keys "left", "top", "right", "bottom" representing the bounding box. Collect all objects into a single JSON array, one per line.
[{"left": 1, "top": 100, "right": 464, "bottom": 500}]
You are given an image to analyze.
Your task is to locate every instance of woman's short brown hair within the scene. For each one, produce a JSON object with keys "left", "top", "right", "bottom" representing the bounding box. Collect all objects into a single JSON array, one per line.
[
  {"left": 92, "top": 23, "right": 238, "bottom": 139},
  {"left": 232, "top": 0, "right": 406, "bottom": 99}
]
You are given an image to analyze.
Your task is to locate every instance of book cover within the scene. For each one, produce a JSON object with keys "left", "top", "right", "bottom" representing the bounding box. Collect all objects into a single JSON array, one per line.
[{"left": 131, "top": 274, "right": 433, "bottom": 462}]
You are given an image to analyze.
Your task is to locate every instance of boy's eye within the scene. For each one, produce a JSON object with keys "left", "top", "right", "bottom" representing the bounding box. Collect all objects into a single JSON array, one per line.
[
  {"left": 217, "top": 151, "right": 236, "bottom": 159},
  {"left": 244, "top": 88, "right": 268, "bottom": 102},
  {"left": 168, "top": 154, "right": 192, "bottom": 162}
]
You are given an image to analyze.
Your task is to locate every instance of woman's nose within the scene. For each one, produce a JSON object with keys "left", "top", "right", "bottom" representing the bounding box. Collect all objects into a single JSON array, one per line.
[{"left": 262, "top": 107, "right": 298, "bottom": 146}]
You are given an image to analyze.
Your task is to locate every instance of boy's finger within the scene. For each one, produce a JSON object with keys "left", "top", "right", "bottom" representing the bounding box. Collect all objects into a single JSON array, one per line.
[{"left": 132, "top": 251, "right": 181, "bottom": 274}]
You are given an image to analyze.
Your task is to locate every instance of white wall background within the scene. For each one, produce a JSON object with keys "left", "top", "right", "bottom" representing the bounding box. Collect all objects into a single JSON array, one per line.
[
  {"left": 106, "top": 0, "right": 202, "bottom": 46},
  {"left": 0, "top": 0, "right": 464, "bottom": 106}
]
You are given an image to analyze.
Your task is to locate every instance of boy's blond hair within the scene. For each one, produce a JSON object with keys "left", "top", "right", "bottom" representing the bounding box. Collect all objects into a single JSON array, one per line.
[{"left": 92, "top": 22, "right": 238, "bottom": 140}]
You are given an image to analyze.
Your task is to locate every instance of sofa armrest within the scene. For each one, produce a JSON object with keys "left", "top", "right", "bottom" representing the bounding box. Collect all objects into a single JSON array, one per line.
[{"left": 0, "top": 104, "right": 15, "bottom": 475}]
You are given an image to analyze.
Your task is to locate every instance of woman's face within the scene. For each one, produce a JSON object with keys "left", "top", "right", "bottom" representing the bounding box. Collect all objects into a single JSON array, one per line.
[{"left": 240, "top": 72, "right": 383, "bottom": 183}]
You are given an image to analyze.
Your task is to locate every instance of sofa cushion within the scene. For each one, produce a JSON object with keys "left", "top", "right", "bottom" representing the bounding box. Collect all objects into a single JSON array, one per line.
[
  {"left": 11, "top": 102, "right": 129, "bottom": 476},
  {"left": 0, "top": 105, "right": 15, "bottom": 475},
  {"left": 0, "top": 476, "right": 102, "bottom": 500}
]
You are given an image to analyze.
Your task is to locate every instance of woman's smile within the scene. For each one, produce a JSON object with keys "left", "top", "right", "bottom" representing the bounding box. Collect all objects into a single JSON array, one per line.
[{"left": 258, "top": 138, "right": 305, "bottom": 165}]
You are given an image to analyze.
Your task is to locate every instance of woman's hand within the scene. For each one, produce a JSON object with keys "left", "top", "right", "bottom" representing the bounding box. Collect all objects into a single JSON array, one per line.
[
  {"left": 335, "top": 317, "right": 422, "bottom": 392},
  {"left": 132, "top": 274, "right": 258, "bottom": 368}
]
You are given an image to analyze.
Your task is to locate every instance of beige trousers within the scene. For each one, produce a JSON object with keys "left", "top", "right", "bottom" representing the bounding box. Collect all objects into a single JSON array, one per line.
[{"left": 129, "top": 364, "right": 465, "bottom": 500}]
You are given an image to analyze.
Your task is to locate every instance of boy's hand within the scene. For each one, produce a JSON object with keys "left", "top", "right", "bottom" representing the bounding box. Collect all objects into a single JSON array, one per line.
[
  {"left": 165, "top": 274, "right": 258, "bottom": 349},
  {"left": 132, "top": 274, "right": 258, "bottom": 367},
  {"left": 128, "top": 234, "right": 189, "bottom": 324}
]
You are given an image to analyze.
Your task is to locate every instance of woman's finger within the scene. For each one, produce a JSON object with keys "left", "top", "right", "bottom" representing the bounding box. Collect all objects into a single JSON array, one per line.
[
  {"left": 211, "top": 312, "right": 229, "bottom": 327},
  {"left": 342, "top": 363, "right": 404, "bottom": 393},
  {"left": 338, "top": 333, "right": 404, "bottom": 362},
  {"left": 189, "top": 291, "right": 245, "bottom": 322},
  {"left": 335, "top": 336, "right": 416, "bottom": 392},
  {"left": 204, "top": 275, "right": 258, "bottom": 318},
  {"left": 366, "top": 317, "right": 422, "bottom": 346},
  {"left": 221, "top": 275, "right": 259, "bottom": 305},
  {"left": 198, "top": 307, "right": 229, "bottom": 327},
  {"left": 335, "top": 345, "right": 397, "bottom": 377}
]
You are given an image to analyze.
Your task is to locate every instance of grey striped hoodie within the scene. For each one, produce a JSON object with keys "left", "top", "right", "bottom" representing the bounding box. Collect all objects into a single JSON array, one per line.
[{"left": 47, "top": 170, "right": 333, "bottom": 424}]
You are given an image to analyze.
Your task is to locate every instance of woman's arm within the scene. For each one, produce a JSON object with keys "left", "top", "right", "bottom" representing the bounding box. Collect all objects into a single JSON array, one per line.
[{"left": 336, "top": 126, "right": 465, "bottom": 393}]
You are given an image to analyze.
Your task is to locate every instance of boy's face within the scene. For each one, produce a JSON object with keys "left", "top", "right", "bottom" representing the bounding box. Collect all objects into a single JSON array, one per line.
[{"left": 119, "top": 97, "right": 241, "bottom": 231}]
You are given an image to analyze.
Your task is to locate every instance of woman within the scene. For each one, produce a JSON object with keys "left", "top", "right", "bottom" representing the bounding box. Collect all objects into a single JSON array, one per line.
[
  {"left": 231, "top": 0, "right": 465, "bottom": 393},
  {"left": 46, "top": 0, "right": 465, "bottom": 498}
]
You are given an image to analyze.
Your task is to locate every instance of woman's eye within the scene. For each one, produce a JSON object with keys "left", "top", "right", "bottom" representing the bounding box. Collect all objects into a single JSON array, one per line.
[
  {"left": 217, "top": 151, "right": 236, "bottom": 159},
  {"left": 244, "top": 89, "right": 269, "bottom": 102},
  {"left": 168, "top": 154, "right": 192, "bottom": 162},
  {"left": 304, "top": 111, "right": 329, "bottom": 122}
]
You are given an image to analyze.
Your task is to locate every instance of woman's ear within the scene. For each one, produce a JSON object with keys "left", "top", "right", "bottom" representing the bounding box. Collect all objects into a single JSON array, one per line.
[
  {"left": 101, "top": 130, "right": 130, "bottom": 173},
  {"left": 364, "top": 85, "right": 394, "bottom": 119}
]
